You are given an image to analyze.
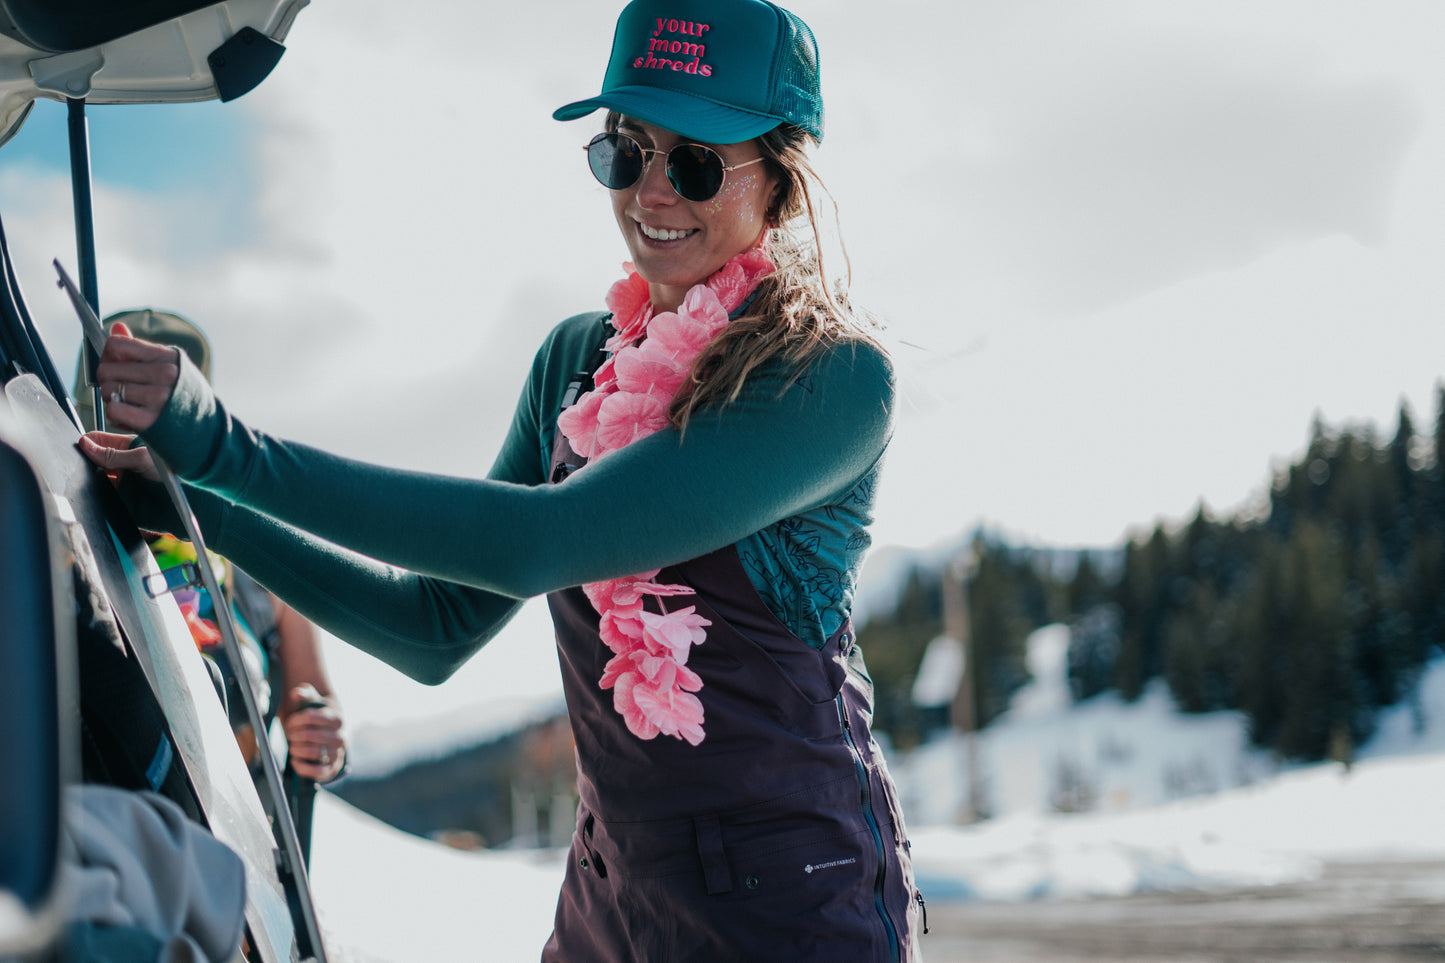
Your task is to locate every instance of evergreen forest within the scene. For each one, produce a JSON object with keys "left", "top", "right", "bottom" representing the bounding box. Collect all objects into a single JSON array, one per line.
[{"left": 858, "top": 388, "right": 1445, "bottom": 763}]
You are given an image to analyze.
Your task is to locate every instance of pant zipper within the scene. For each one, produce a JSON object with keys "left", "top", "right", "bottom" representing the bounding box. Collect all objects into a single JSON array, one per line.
[{"left": 837, "top": 693, "right": 901, "bottom": 962}]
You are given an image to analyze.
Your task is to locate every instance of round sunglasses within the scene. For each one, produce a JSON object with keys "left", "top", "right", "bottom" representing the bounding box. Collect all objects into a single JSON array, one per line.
[{"left": 585, "top": 131, "right": 767, "bottom": 203}]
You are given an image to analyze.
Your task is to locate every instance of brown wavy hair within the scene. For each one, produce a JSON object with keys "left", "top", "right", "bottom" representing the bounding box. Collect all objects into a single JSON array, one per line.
[{"left": 604, "top": 113, "right": 881, "bottom": 432}]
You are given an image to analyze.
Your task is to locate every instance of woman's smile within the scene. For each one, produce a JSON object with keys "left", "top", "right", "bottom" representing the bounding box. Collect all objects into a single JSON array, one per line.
[{"left": 635, "top": 220, "right": 699, "bottom": 243}]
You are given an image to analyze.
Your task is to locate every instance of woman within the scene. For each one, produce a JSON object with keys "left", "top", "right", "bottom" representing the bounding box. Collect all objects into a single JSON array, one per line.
[{"left": 83, "top": 0, "right": 921, "bottom": 958}]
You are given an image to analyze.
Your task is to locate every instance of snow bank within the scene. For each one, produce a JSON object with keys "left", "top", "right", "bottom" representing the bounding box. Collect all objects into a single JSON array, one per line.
[
  {"left": 309, "top": 792, "right": 564, "bottom": 962},
  {"left": 908, "top": 749, "right": 1445, "bottom": 902}
]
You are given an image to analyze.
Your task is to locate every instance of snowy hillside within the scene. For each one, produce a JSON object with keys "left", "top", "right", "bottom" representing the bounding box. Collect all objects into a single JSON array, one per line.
[
  {"left": 894, "top": 626, "right": 1445, "bottom": 901},
  {"left": 896, "top": 625, "right": 1279, "bottom": 826}
]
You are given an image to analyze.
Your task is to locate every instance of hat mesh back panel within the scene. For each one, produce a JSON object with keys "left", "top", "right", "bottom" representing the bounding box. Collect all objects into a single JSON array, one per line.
[{"left": 774, "top": 9, "right": 824, "bottom": 140}]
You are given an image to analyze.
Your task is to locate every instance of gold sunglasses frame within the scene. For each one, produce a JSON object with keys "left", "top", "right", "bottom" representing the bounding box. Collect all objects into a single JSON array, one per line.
[{"left": 585, "top": 132, "right": 766, "bottom": 201}]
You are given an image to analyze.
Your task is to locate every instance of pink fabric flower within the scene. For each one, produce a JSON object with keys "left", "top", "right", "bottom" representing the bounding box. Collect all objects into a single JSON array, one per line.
[
  {"left": 605, "top": 264, "right": 652, "bottom": 342},
  {"left": 603, "top": 661, "right": 706, "bottom": 745},
  {"left": 640, "top": 607, "right": 710, "bottom": 662},
  {"left": 644, "top": 656, "right": 703, "bottom": 693},
  {"left": 557, "top": 242, "right": 775, "bottom": 747},
  {"left": 707, "top": 247, "right": 773, "bottom": 313},
  {"left": 646, "top": 311, "right": 716, "bottom": 360},
  {"left": 609, "top": 674, "right": 662, "bottom": 741},
  {"left": 598, "top": 651, "right": 638, "bottom": 690},
  {"left": 592, "top": 355, "right": 618, "bottom": 392},
  {"left": 679, "top": 286, "right": 730, "bottom": 338},
  {"left": 598, "top": 605, "right": 646, "bottom": 655},
  {"left": 585, "top": 572, "right": 695, "bottom": 612},
  {"left": 595, "top": 391, "right": 668, "bottom": 454},
  {"left": 583, "top": 573, "right": 651, "bottom": 610},
  {"left": 614, "top": 343, "right": 689, "bottom": 398},
  {"left": 555, "top": 389, "right": 607, "bottom": 458},
  {"left": 632, "top": 681, "right": 706, "bottom": 746}
]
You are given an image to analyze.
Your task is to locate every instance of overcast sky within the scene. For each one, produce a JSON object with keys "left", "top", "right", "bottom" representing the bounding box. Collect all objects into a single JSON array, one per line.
[
  {"left": 5, "top": 0, "right": 1443, "bottom": 549},
  {"left": 2, "top": 1, "right": 1442, "bottom": 722}
]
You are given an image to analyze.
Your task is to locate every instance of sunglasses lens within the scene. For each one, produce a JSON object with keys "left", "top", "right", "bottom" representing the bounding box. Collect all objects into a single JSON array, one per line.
[
  {"left": 666, "top": 144, "right": 725, "bottom": 201},
  {"left": 587, "top": 133, "right": 645, "bottom": 190}
]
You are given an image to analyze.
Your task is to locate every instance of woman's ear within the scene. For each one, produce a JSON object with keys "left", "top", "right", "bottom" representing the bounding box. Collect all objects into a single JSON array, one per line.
[{"left": 767, "top": 182, "right": 786, "bottom": 227}]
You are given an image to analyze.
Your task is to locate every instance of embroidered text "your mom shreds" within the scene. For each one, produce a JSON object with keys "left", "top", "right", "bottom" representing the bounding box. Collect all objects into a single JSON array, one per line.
[{"left": 632, "top": 18, "right": 714, "bottom": 76}]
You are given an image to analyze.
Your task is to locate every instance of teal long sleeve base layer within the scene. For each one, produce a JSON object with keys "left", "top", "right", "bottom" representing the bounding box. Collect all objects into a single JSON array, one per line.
[{"left": 144, "top": 312, "right": 895, "bottom": 682}]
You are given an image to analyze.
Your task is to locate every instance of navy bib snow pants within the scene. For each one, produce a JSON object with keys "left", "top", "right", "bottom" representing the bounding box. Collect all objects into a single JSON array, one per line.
[{"left": 542, "top": 427, "right": 919, "bottom": 962}]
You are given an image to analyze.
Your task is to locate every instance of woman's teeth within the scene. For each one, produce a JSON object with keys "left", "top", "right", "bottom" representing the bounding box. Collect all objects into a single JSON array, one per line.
[{"left": 640, "top": 223, "right": 696, "bottom": 241}]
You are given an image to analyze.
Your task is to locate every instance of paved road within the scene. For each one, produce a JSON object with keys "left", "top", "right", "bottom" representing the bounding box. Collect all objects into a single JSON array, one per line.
[{"left": 917, "top": 860, "right": 1445, "bottom": 962}]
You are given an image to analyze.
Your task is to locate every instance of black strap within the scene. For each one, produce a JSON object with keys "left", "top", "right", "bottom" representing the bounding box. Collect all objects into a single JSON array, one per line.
[
  {"left": 559, "top": 315, "right": 614, "bottom": 411},
  {"left": 551, "top": 316, "right": 614, "bottom": 484}
]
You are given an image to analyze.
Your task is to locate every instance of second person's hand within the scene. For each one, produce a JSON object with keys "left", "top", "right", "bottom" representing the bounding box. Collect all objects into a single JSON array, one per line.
[
  {"left": 282, "top": 684, "right": 347, "bottom": 783},
  {"left": 95, "top": 320, "right": 182, "bottom": 433}
]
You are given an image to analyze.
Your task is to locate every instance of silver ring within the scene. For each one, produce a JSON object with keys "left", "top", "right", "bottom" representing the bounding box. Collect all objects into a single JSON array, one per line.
[
  {"left": 108, "top": 388, "right": 120, "bottom": 404},
  {"left": 118, "top": 382, "right": 127, "bottom": 404},
  {"left": 319, "top": 748, "right": 329, "bottom": 765}
]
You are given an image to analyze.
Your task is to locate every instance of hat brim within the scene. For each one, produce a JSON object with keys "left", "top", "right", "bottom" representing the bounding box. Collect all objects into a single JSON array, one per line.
[{"left": 553, "top": 85, "right": 781, "bottom": 145}]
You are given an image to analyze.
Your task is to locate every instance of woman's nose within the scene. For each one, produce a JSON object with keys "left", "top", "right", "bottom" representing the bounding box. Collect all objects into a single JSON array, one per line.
[{"left": 634, "top": 152, "right": 678, "bottom": 208}]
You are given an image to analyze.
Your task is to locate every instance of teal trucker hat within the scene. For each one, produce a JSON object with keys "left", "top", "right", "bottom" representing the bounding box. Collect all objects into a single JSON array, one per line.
[{"left": 553, "top": 0, "right": 824, "bottom": 144}]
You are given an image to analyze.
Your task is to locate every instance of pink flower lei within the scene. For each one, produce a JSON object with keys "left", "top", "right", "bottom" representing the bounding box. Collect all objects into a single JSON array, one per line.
[{"left": 556, "top": 244, "right": 774, "bottom": 745}]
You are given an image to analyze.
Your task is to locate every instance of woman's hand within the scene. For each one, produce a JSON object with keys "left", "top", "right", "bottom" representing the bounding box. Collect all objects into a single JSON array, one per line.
[
  {"left": 94, "top": 320, "right": 181, "bottom": 432},
  {"left": 79, "top": 431, "right": 161, "bottom": 483},
  {"left": 281, "top": 684, "right": 348, "bottom": 783}
]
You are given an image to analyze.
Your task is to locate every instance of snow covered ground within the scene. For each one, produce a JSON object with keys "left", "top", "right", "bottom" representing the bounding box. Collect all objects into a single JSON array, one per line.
[
  {"left": 896, "top": 626, "right": 1445, "bottom": 902},
  {"left": 307, "top": 628, "right": 1445, "bottom": 960},
  {"left": 309, "top": 796, "right": 565, "bottom": 962}
]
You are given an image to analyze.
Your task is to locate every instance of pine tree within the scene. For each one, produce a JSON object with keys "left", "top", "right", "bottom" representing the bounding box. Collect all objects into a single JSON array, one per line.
[
  {"left": 1347, "top": 533, "right": 1414, "bottom": 708},
  {"left": 1433, "top": 383, "right": 1445, "bottom": 526},
  {"left": 1067, "top": 603, "right": 1122, "bottom": 702},
  {"left": 966, "top": 543, "right": 1033, "bottom": 724},
  {"left": 1403, "top": 530, "right": 1445, "bottom": 660},
  {"left": 1383, "top": 404, "right": 1417, "bottom": 565},
  {"left": 1115, "top": 526, "right": 1171, "bottom": 701},
  {"left": 1267, "top": 414, "right": 1333, "bottom": 539},
  {"left": 1274, "top": 520, "right": 1357, "bottom": 760},
  {"left": 1168, "top": 581, "right": 1240, "bottom": 713},
  {"left": 1068, "top": 551, "right": 1110, "bottom": 615},
  {"left": 1164, "top": 584, "right": 1210, "bottom": 713},
  {"left": 1237, "top": 538, "right": 1288, "bottom": 748}
]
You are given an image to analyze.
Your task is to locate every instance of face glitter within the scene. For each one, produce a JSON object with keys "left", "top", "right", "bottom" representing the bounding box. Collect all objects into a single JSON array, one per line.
[{"left": 707, "top": 172, "right": 760, "bottom": 217}]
